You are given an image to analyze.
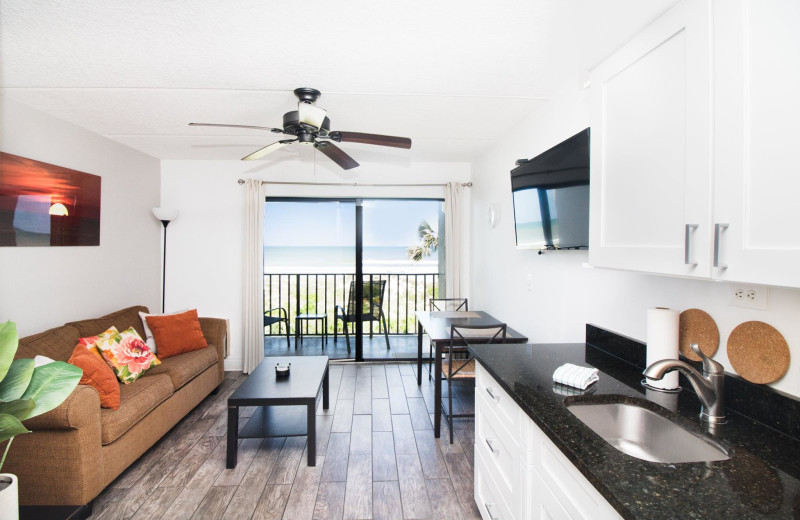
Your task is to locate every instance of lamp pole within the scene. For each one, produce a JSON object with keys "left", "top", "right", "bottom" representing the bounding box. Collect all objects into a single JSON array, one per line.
[
  {"left": 152, "top": 208, "right": 179, "bottom": 313},
  {"left": 159, "top": 219, "right": 170, "bottom": 313}
]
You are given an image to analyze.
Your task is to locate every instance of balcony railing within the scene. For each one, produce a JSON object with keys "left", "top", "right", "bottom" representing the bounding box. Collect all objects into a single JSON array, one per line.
[{"left": 264, "top": 273, "right": 441, "bottom": 336}]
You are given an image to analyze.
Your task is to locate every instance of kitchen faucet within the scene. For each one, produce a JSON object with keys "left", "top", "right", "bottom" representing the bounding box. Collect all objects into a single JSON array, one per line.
[{"left": 643, "top": 343, "right": 726, "bottom": 424}]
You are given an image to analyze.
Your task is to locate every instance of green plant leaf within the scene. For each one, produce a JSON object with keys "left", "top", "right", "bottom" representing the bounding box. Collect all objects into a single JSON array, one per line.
[
  {"left": 0, "top": 359, "right": 34, "bottom": 401},
  {"left": 0, "top": 399, "right": 35, "bottom": 421},
  {"left": 0, "top": 413, "right": 30, "bottom": 444},
  {"left": 19, "top": 361, "right": 82, "bottom": 419},
  {"left": 0, "top": 321, "right": 18, "bottom": 382}
]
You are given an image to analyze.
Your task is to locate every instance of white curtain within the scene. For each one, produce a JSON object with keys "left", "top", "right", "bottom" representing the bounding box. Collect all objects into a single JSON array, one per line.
[
  {"left": 444, "top": 182, "right": 463, "bottom": 298},
  {"left": 242, "top": 179, "right": 265, "bottom": 374}
]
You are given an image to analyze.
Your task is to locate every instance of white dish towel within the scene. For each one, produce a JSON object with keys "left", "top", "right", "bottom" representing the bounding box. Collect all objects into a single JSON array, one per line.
[{"left": 552, "top": 363, "right": 599, "bottom": 390}]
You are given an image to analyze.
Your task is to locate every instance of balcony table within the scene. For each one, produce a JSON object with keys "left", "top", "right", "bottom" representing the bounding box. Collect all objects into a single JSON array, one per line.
[{"left": 415, "top": 310, "right": 527, "bottom": 438}]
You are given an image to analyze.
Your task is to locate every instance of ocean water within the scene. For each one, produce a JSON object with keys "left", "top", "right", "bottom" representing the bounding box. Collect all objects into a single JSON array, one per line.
[{"left": 264, "top": 246, "right": 438, "bottom": 273}]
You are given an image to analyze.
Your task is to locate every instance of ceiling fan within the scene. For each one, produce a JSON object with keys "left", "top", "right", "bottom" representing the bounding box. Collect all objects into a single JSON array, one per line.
[{"left": 189, "top": 88, "right": 412, "bottom": 170}]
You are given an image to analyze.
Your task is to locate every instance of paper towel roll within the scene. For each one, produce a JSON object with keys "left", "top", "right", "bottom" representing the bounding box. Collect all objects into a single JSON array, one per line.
[{"left": 646, "top": 307, "right": 680, "bottom": 390}]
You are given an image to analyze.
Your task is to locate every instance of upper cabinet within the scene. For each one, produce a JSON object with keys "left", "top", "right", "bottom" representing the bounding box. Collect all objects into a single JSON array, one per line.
[
  {"left": 713, "top": 0, "right": 800, "bottom": 286},
  {"left": 589, "top": 0, "right": 713, "bottom": 278},
  {"left": 589, "top": 0, "right": 800, "bottom": 288}
]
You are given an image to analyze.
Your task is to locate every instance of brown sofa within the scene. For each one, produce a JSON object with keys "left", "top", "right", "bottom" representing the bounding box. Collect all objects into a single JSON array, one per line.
[{"left": 4, "top": 305, "right": 227, "bottom": 506}]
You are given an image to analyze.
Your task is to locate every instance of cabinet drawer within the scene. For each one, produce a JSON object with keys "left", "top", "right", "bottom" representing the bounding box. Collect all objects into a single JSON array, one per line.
[
  {"left": 475, "top": 444, "right": 517, "bottom": 520},
  {"left": 476, "top": 363, "right": 522, "bottom": 441},
  {"left": 476, "top": 395, "right": 523, "bottom": 507}
]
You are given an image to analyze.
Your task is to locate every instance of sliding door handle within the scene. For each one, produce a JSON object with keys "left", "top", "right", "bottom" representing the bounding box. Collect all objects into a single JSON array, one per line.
[
  {"left": 684, "top": 224, "right": 698, "bottom": 266},
  {"left": 714, "top": 223, "right": 729, "bottom": 268}
]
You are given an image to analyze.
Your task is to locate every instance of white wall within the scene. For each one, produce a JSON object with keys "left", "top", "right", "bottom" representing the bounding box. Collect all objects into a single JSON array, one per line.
[
  {"left": 470, "top": 83, "right": 800, "bottom": 398},
  {"left": 0, "top": 96, "right": 162, "bottom": 336},
  {"left": 161, "top": 156, "right": 471, "bottom": 371}
]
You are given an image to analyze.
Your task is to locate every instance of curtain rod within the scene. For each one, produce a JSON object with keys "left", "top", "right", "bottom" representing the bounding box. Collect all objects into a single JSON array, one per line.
[{"left": 236, "top": 179, "right": 472, "bottom": 187}]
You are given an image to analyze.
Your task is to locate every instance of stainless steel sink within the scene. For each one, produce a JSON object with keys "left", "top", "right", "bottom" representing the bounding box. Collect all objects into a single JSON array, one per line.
[{"left": 567, "top": 402, "right": 731, "bottom": 463}]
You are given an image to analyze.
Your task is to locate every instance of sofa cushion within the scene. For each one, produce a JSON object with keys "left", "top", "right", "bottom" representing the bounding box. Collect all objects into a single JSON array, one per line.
[
  {"left": 100, "top": 373, "right": 173, "bottom": 445},
  {"left": 67, "top": 305, "right": 149, "bottom": 341},
  {"left": 16, "top": 326, "right": 81, "bottom": 362},
  {"left": 143, "top": 346, "right": 218, "bottom": 391}
]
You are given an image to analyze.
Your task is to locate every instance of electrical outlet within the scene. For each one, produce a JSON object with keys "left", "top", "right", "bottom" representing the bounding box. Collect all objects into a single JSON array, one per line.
[
  {"left": 729, "top": 284, "right": 768, "bottom": 310},
  {"left": 526, "top": 273, "right": 533, "bottom": 292}
]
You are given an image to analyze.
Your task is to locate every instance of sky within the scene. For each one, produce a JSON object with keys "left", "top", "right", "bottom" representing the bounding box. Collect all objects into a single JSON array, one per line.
[{"left": 264, "top": 199, "right": 442, "bottom": 247}]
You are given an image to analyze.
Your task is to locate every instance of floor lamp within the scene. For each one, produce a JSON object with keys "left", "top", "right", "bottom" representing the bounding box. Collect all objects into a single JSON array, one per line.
[{"left": 152, "top": 208, "right": 179, "bottom": 313}]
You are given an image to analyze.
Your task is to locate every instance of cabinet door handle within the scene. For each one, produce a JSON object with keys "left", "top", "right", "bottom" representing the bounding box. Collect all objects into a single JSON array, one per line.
[
  {"left": 714, "top": 223, "right": 729, "bottom": 268},
  {"left": 485, "top": 387, "right": 497, "bottom": 400},
  {"left": 485, "top": 438, "right": 498, "bottom": 455},
  {"left": 484, "top": 502, "right": 501, "bottom": 520},
  {"left": 684, "top": 224, "right": 698, "bottom": 266}
]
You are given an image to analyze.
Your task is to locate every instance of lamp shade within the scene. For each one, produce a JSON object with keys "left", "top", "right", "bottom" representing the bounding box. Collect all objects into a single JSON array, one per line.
[
  {"left": 298, "top": 102, "right": 327, "bottom": 130},
  {"left": 152, "top": 208, "right": 179, "bottom": 222}
]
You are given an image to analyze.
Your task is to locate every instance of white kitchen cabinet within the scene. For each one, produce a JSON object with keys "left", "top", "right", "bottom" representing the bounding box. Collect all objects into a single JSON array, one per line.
[
  {"left": 475, "top": 365, "right": 525, "bottom": 519},
  {"left": 474, "top": 364, "right": 622, "bottom": 520},
  {"left": 712, "top": 0, "right": 800, "bottom": 287},
  {"left": 589, "top": 0, "right": 713, "bottom": 278},
  {"left": 590, "top": 0, "right": 800, "bottom": 288}
]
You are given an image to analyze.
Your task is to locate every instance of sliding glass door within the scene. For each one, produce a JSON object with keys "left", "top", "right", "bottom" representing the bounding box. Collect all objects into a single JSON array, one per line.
[
  {"left": 360, "top": 199, "right": 443, "bottom": 360},
  {"left": 264, "top": 197, "right": 443, "bottom": 361}
]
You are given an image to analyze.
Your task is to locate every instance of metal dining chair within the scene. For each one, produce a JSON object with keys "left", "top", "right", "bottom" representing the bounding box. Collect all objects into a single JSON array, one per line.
[
  {"left": 441, "top": 323, "right": 506, "bottom": 443},
  {"left": 426, "top": 298, "right": 469, "bottom": 379},
  {"left": 429, "top": 298, "right": 468, "bottom": 312}
]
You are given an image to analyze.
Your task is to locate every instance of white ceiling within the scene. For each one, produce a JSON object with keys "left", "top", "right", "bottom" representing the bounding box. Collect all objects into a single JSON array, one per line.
[{"left": 0, "top": 0, "right": 677, "bottom": 164}]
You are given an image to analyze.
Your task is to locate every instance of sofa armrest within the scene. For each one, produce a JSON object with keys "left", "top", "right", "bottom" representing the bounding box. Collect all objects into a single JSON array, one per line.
[
  {"left": 199, "top": 317, "right": 227, "bottom": 383},
  {"left": 23, "top": 385, "right": 100, "bottom": 431},
  {"left": 8, "top": 385, "right": 104, "bottom": 505}
]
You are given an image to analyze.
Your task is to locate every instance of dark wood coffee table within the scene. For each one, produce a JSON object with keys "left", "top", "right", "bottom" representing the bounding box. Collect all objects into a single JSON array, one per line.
[{"left": 227, "top": 356, "right": 329, "bottom": 468}]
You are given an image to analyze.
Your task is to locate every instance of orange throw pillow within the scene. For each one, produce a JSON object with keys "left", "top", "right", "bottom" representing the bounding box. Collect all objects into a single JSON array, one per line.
[
  {"left": 68, "top": 343, "right": 121, "bottom": 410},
  {"left": 145, "top": 309, "right": 208, "bottom": 359}
]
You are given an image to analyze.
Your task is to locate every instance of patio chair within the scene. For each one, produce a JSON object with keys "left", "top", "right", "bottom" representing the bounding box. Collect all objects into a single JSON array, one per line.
[
  {"left": 334, "top": 280, "right": 390, "bottom": 352},
  {"left": 442, "top": 323, "right": 506, "bottom": 443},
  {"left": 264, "top": 307, "right": 290, "bottom": 348}
]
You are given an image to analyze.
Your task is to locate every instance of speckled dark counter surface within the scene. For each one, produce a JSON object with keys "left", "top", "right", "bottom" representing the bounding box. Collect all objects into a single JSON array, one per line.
[{"left": 470, "top": 342, "right": 800, "bottom": 519}]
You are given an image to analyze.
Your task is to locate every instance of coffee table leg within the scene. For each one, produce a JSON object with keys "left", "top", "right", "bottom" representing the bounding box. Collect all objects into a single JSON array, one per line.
[
  {"left": 323, "top": 366, "right": 330, "bottom": 410},
  {"left": 417, "top": 322, "right": 423, "bottom": 385},
  {"left": 307, "top": 402, "right": 316, "bottom": 466},
  {"left": 226, "top": 405, "right": 239, "bottom": 468},
  {"left": 434, "top": 343, "right": 442, "bottom": 438}
]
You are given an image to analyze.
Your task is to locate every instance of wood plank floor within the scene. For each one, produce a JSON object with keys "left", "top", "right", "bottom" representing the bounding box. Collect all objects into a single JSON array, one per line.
[{"left": 88, "top": 363, "right": 480, "bottom": 520}]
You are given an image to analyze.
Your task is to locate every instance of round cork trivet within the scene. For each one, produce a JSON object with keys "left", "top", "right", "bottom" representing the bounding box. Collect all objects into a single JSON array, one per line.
[
  {"left": 727, "top": 321, "right": 790, "bottom": 384},
  {"left": 679, "top": 309, "right": 720, "bottom": 361}
]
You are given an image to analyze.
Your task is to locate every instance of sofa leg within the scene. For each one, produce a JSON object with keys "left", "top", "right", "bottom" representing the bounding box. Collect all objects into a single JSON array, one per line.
[{"left": 211, "top": 383, "right": 223, "bottom": 395}]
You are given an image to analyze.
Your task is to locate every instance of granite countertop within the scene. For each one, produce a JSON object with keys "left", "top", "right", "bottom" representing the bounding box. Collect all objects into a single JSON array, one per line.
[{"left": 470, "top": 342, "right": 800, "bottom": 520}]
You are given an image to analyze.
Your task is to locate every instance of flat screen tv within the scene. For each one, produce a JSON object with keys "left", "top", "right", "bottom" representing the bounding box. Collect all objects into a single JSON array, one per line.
[{"left": 510, "top": 128, "right": 590, "bottom": 250}]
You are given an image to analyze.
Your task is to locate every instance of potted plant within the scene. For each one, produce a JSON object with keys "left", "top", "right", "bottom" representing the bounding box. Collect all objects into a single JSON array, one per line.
[{"left": 0, "top": 321, "right": 82, "bottom": 519}]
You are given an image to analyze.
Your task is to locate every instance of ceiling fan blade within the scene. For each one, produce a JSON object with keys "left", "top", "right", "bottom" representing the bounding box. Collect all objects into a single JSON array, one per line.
[
  {"left": 314, "top": 142, "right": 360, "bottom": 170},
  {"left": 241, "top": 139, "right": 296, "bottom": 161},
  {"left": 330, "top": 131, "right": 412, "bottom": 149},
  {"left": 189, "top": 122, "right": 283, "bottom": 133}
]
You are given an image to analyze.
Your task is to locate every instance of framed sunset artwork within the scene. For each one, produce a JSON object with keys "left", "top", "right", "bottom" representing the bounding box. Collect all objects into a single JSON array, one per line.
[{"left": 0, "top": 152, "right": 101, "bottom": 246}]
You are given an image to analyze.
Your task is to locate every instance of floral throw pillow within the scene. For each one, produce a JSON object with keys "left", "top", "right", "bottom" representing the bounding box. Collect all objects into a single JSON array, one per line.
[
  {"left": 97, "top": 327, "right": 160, "bottom": 384},
  {"left": 78, "top": 326, "right": 119, "bottom": 353}
]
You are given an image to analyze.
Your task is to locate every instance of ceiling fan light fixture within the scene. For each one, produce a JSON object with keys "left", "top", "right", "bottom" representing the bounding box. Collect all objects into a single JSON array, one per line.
[{"left": 298, "top": 102, "right": 327, "bottom": 130}]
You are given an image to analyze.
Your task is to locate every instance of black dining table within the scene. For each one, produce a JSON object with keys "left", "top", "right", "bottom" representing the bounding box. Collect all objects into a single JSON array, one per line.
[{"left": 415, "top": 310, "right": 527, "bottom": 438}]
